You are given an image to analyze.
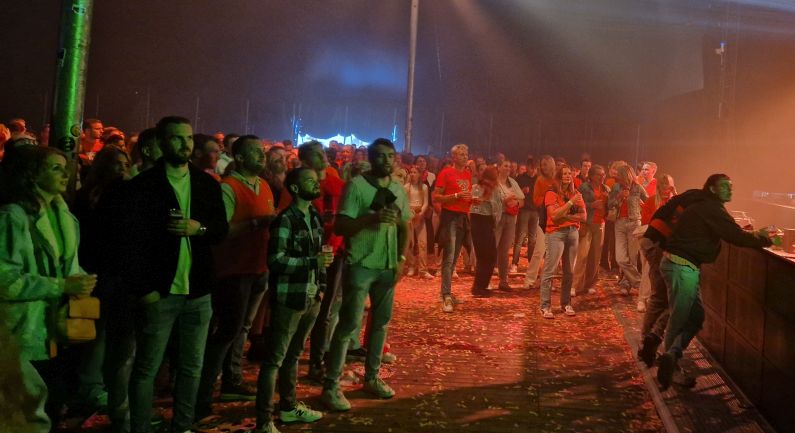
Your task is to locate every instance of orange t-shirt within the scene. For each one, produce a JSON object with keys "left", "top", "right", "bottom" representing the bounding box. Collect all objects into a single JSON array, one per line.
[
  {"left": 533, "top": 176, "right": 555, "bottom": 209},
  {"left": 545, "top": 190, "right": 580, "bottom": 232}
]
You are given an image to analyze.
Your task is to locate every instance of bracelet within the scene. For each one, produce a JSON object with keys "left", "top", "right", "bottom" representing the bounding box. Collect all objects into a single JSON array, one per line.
[{"left": 454, "top": 192, "right": 459, "bottom": 199}]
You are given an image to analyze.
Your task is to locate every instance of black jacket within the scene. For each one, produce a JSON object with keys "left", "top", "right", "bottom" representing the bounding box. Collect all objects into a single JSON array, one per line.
[
  {"left": 644, "top": 189, "right": 709, "bottom": 248},
  {"left": 665, "top": 194, "right": 771, "bottom": 267},
  {"left": 118, "top": 161, "right": 228, "bottom": 299}
]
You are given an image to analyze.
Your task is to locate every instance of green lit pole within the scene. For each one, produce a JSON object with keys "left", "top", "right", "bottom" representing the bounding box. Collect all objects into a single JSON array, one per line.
[{"left": 50, "top": 0, "right": 94, "bottom": 158}]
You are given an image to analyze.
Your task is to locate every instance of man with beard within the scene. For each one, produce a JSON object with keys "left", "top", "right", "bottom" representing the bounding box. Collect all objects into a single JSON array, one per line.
[
  {"left": 320, "top": 138, "right": 410, "bottom": 411},
  {"left": 254, "top": 167, "right": 332, "bottom": 433},
  {"left": 195, "top": 136, "right": 276, "bottom": 419},
  {"left": 120, "top": 116, "right": 228, "bottom": 433}
]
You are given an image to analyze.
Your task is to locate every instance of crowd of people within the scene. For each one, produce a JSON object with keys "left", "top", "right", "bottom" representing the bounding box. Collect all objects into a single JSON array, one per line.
[{"left": 0, "top": 115, "right": 775, "bottom": 433}]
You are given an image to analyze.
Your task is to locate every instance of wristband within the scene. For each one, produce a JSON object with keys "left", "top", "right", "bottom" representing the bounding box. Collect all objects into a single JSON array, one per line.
[{"left": 454, "top": 192, "right": 459, "bottom": 199}]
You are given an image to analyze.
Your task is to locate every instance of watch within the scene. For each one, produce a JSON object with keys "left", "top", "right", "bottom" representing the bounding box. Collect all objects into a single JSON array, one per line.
[{"left": 197, "top": 225, "right": 207, "bottom": 236}]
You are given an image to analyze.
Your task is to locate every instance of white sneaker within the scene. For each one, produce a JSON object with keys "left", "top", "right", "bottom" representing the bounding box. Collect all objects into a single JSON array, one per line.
[
  {"left": 452, "top": 271, "right": 459, "bottom": 279},
  {"left": 587, "top": 287, "right": 596, "bottom": 294},
  {"left": 406, "top": 267, "right": 416, "bottom": 277},
  {"left": 637, "top": 301, "right": 646, "bottom": 312},
  {"left": 541, "top": 308, "right": 554, "bottom": 319},
  {"left": 442, "top": 296, "right": 454, "bottom": 313},
  {"left": 420, "top": 271, "right": 434, "bottom": 279},
  {"left": 509, "top": 264, "right": 518, "bottom": 273},
  {"left": 563, "top": 305, "right": 576, "bottom": 316},
  {"left": 570, "top": 288, "right": 577, "bottom": 297},
  {"left": 279, "top": 401, "right": 323, "bottom": 423},
  {"left": 523, "top": 279, "right": 535, "bottom": 290}
]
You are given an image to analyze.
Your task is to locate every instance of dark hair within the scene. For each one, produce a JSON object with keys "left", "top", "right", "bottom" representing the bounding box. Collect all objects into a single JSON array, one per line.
[
  {"left": 702, "top": 173, "right": 730, "bottom": 193},
  {"left": 191, "top": 134, "right": 218, "bottom": 158},
  {"left": 525, "top": 157, "right": 537, "bottom": 169},
  {"left": 298, "top": 140, "right": 323, "bottom": 162},
  {"left": 367, "top": 138, "right": 396, "bottom": 162},
  {"left": 130, "top": 127, "right": 156, "bottom": 165},
  {"left": 284, "top": 167, "right": 314, "bottom": 197},
  {"left": 82, "top": 118, "right": 101, "bottom": 130},
  {"left": 155, "top": 116, "right": 191, "bottom": 141},
  {"left": 82, "top": 147, "right": 130, "bottom": 208},
  {"left": 0, "top": 146, "right": 67, "bottom": 214},
  {"left": 231, "top": 135, "right": 260, "bottom": 157},
  {"left": 223, "top": 133, "right": 239, "bottom": 148}
]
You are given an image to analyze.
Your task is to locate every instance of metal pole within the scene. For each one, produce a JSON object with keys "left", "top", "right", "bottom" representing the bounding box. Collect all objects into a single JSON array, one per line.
[
  {"left": 194, "top": 95, "right": 200, "bottom": 131},
  {"left": 244, "top": 98, "right": 250, "bottom": 134},
  {"left": 405, "top": 0, "right": 419, "bottom": 152},
  {"left": 51, "top": 0, "right": 93, "bottom": 155}
]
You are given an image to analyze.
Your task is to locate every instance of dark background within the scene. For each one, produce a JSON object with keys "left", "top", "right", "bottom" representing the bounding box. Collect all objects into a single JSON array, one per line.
[{"left": 3, "top": 0, "right": 795, "bottom": 222}]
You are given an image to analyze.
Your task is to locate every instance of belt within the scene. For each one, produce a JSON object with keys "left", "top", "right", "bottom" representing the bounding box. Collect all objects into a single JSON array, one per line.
[{"left": 663, "top": 252, "right": 699, "bottom": 271}]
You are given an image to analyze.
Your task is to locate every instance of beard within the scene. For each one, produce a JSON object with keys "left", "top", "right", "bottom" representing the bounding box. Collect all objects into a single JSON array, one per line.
[
  {"left": 163, "top": 147, "right": 191, "bottom": 166},
  {"left": 298, "top": 189, "right": 322, "bottom": 201}
]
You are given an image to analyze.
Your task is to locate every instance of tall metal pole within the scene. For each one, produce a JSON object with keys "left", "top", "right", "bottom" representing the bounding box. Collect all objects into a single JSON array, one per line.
[
  {"left": 51, "top": 0, "right": 94, "bottom": 156},
  {"left": 405, "top": 0, "right": 419, "bottom": 153}
]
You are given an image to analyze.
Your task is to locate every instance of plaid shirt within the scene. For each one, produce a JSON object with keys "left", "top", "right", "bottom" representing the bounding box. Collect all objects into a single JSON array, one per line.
[{"left": 268, "top": 203, "right": 326, "bottom": 310}]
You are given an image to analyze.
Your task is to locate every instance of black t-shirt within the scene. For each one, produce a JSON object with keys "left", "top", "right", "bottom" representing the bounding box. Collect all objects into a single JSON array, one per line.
[{"left": 516, "top": 173, "right": 537, "bottom": 210}]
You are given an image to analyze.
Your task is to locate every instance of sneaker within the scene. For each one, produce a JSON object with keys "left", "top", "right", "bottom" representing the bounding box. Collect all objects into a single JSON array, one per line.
[
  {"left": 523, "top": 279, "right": 535, "bottom": 290},
  {"left": 320, "top": 386, "right": 351, "bottom": 411},
  {"left": 363, "top": 377, "right": 395, "bottom": 399},
  {"left": 442, "top": 296, "right": 454, "bottom": 313},
  {"left": 471, "top": 289, "right": 491, "bottom": 298},
  {"left": 382, "top": 351, "right": 397, "bottom": 364},
  {"left": 280, "top": 401, "right": 323, "bottom": 423},
  {"left": 255, "top": 421, "right": 281, "bottom": 433},
  {"left": 587, "top": 287, "right": 596, "bottom": 295},
  {"left": 619, "top": 287, "right": 629, "bottom": 296},
  {"left": 540, "top": 308, "right": 554, "bottom": 319},
  {"left": 497, "top": 284, "right": 513, "bottom": 292},
  {"left": 637, "top": 301, "right": 646, "bottom": 312},
  {"left": 406, "top": 267, "right": 416, "bottom": 277},
  {"left": 570, "top": 288, "right": 577, "bottom": 297},
  {"left": 420, "top": 271, "right": 434, "bottom": 279},
  {"left": 563, "top": 305, "right": 576, "bottom": 316},
  {"left": 672, "top": 369, "right": 697, "bottom": 388},
  {"left": 657, "top": 352, "right": 677, "bottom": 390},
  {"left": 346, "top": 347, "right": 368, "bottom": 362},
  {"left": 637, "top": 333, "right": 662, "bottom": 368},
  {"left": 452, "top": 271, "right": 460, "bottom": 279},
  {"left": 509, "top": 264, "right": 518, "bottom": 274},
  {"left": 219, "top": 382, "right": 257, "bottom": 402}
]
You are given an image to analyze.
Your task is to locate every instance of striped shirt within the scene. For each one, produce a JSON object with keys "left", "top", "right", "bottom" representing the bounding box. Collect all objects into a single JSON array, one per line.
[{"left": 339, "top": 174, "right": 411, "bottom": 270}]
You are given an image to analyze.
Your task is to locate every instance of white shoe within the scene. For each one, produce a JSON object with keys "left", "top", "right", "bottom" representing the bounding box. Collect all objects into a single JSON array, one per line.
[
  {"left": 509, "top": 264, "right": 518, "bottom": 274},
  {"left": 637, "top": 301, "right": 646, "bottom": 312},
  {"left": 523, "top": 279, "right": 535, "bottom": 290},
  {"left": 406, "top": 267, "right": 416, "bottom": 277},
  {"left": 563, "top": 305, "right": 576, "bottom": 316},
  {"left": 452, "top": 271, "right": 459, "bottom": 279},
  {"left": 279, "top": 401, "right": 323, "bottom": 423},
  {"left": 420, "top": 271, "right": 434, "bottom": 279},
  {"left": 442, "top": 296, "right": 454, "bottom": 313},
  {"left": 540, "top": 308, "right": 554, "bottom": 319},
  {"left": 587, "top": 287, "right": 596, "bottom": 294},
  {"left": 255, "top": 421, "right": 281, "bottom": 433},
  {"left": 570, "top": 288, "right": 576, "bottom": 297}
]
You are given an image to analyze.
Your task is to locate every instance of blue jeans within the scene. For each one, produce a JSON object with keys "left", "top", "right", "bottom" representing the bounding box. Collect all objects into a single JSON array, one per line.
[
  {"left": 660, "top": 257, "right": 704, "bottom": 359},
  {"left": 615, "top": 218, "right": 641, "bottom": 288},
  {"left": 495, "top": 213, "right": 517, "bottom": 286},
  {"left": 129, "top": 294, "right": 212, "bottom": 433},
  {"left": 309, "top": 254, "right": 345, "bottom": 367},
  {"left": 512, "top": 208, "right": 539, "bottom": 265},
  {"left": 439, "top": 209, "right": 468, "bottom": 297},
  {"left": 255, "top": 297, "right": 321, "bottom": 426},
  {"left": 103, "top": 295, "right": 137, "bottom": 433},
  {"left": 324, "top": 265, "right": 396, "bottom": 388},
  {"left": 539, "top": 226, "right": 579, "bottom": 310}
]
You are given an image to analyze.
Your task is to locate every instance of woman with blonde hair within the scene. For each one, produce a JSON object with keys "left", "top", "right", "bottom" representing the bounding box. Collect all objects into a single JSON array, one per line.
[
  {"left": 608, "top": 164, "right": 648, "bottom": 296},
  {"left": 404, "top": 165, "right": 432, "bottom": 278}
]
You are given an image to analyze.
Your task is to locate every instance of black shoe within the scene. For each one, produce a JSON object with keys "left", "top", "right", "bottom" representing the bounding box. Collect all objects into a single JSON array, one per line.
[
  {"left": 497, "top": 284, "right": 513, "bottom": 292},
  {"left": 307, "top": 363, "right": 325, "bottom": 383},
  {"left": 346, "top": 347, "right": 367, "bottom": 362},
  {"left": 219, "top": 382, "right": 257, "bottom": 402},
  {"left": 657, "top": 352, "right": 676, "bottom": 390},
  {"left": 471, "top": 289, "right": 492, "bottom": 298},
  {"left": 637, "top": 333, "right": 661, "bottom": 368},
  {"left": 672, "top": 368, "right": 697, "bottom": 388}
]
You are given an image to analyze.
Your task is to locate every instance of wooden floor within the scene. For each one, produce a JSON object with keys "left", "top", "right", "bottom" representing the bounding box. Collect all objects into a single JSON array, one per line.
[{"left": 67, "top": 264, "right": 775, "bottom": 433}]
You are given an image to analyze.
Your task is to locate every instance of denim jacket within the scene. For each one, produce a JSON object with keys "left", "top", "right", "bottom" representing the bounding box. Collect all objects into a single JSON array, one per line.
[
  {"left": 578, "top": 181, "right": 610, "bottom": 225},
  {"left": 608, "top": 183, "right": 648, "bottom": 222}
]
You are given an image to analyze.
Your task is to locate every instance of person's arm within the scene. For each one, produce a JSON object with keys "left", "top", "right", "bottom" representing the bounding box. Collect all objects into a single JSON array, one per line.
[
  {"left": 548, "top": 192, "right": 570, "bottom": 222},
  {"left": 193, "top": 179, "right": 230, "bottom": 244},
  {"left": 267, "top": 214, "right": 321, "bottom": 275},
  {"left": 511, "top": 178, "right": 525, "bottom": 208},
  {"left": 702, "top": 204, "right": 773, "bottom": 248}
]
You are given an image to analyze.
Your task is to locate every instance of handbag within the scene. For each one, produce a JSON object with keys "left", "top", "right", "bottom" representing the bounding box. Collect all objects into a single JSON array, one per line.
[{"left": 52, "top": 295, "right": 100, "bottom": 345}]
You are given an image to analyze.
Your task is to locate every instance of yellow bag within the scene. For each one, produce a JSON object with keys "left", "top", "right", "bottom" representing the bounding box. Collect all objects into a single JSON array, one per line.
[{"left": 53, "top": 296, "right": 100, "bottom": 344}]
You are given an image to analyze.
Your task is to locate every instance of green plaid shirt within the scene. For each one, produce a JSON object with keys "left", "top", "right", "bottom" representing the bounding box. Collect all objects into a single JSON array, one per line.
[{"left": 268, "top": 204, "right": 326, "bottom": 310}]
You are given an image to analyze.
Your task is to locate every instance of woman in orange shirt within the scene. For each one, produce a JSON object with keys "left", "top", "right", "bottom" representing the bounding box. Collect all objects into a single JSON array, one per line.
[
  {"left": 524, "top": 155, "right": 556, "bottom": 288},
  {"left": 539, "top": 164, "right": 586, "bottom": 319}
]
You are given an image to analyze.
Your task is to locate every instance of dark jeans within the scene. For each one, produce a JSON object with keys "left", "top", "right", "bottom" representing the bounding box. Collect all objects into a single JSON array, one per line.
[
  {"left": 103, "top": 295, "right": 137, "bottom": 433},
  {"left": 470, "top": 213, "right": 497, "bottom": 291},
  {"left": 639, "top": 238, "right": 668, "bottom": 337},
  {"left": 439, "top": 209, "right": 469, "bottom": 297},
  {"left": 309, "top": 254, "right": 345, "bottom": 368},
  {"left": 129, "top": 294, "right": 212, "bottom": 433},
  {"left": 601, "top": 220, "right": 619, "bottom": 271},
  {"left": 197, "top": 274, "right": 267, "bottom": 412},
  {"left": 255, "top": 298, "right": 321, "bottom": 426}
]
